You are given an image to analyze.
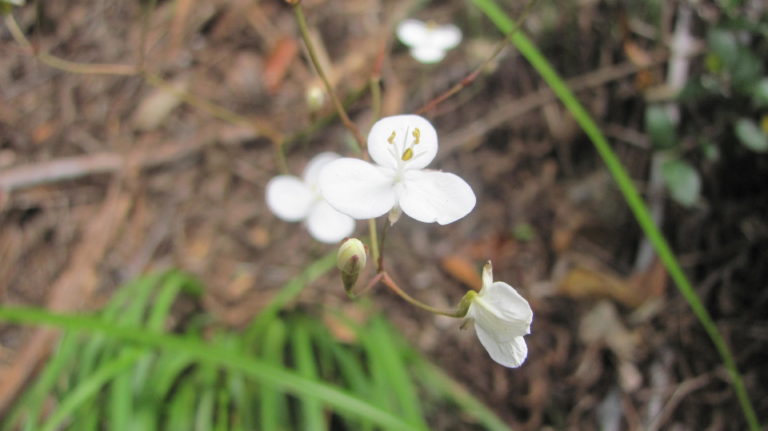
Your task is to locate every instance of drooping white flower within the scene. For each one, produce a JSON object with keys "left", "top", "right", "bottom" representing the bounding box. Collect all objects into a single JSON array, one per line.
[
  {"left": 318, "top": 115, "right": 475, "bottom": 225},
  {"left": 396, "top": 19, "right": 462, "bottom": 64},
  {"left": 465, "top": 261, "right": 533, "bottom": 368},
  {"left": 266, "top": 152, "right": 355, "bottom": 243}
]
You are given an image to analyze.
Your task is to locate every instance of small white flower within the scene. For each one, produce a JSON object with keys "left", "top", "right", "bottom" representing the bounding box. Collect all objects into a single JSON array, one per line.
[
  {"left": 266, "top": 152, "right": 355, "bottom": 243},
  {"left": 318, "top": 115, "right": 476, "bottom": 225},
  {"left": 396, "top": 19, "right": 462, "bottom": 64},
  {"left": 466, "top": 261, "right": 533, "bottom": 368}
]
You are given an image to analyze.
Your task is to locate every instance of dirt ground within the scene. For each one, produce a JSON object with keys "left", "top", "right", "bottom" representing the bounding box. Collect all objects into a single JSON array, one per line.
[{"left": 1, "top": 0, "right": 766, "bottom": 429}]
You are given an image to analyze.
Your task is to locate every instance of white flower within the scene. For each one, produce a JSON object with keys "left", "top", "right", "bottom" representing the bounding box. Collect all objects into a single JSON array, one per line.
[
  {"left": 396, "top": 19, "right": 462, "bottom": 64},
  {"left": 318, "top": 115, "right": 475, "bottom": 225},
  {"left": 465, "top": 261, "right": 533, "bottom": 368},
  {"left": 266, "top": 152, "right": 355, "bottom": 243}
]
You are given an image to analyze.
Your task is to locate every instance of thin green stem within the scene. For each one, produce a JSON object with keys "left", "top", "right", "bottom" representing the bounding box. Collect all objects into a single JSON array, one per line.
[
  {"left": 380, "top": 273, "right": 461, "bottom": 318},
  {"left": 472, "top": 1, "right": 760, "bottom": 429},
  {"left": 368, "top": 218, "right": 380, "bottom": 268},
  {"left": 377, "top": 218, "right": 390, "bottom": 271},
  {"left": 138, "top": 0, "right": 157, "bottom": 70},
  {"left": 292, "top": 4, "right": 366, "bottom": 151}
]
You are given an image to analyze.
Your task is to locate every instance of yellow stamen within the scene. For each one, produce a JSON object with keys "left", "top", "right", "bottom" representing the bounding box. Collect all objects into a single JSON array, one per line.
[
  {"left": 387, "top": 131, "right": 396, "bottom": 145},
  {"left": 412, "top": 128, "right": 420, "bottom": 145},
  {"left": 401, "top": 148, "right": 413, "bottom": 161}
]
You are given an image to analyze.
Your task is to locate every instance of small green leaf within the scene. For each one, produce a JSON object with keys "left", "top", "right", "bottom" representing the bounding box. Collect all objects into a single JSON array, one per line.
[
  {"left": 735, "top": 118, "right": 768, "bottom": 152},
  {"left": 753, "top": 79, "right": 768, "bottom": 108},
  {"left": 512, "top": 223, "right": 535, "bottom": 241},
  {"left": 645, "top": 106, "right": 677, "bottom": 150},
  {"left": 731, "top": 50, "right": 763, "bottom": 94},
  {"left": 662, "top": 159, "right": 701, "bottom": 208},
  {"left": 700, "top": 140, "right": 720, "bottom": 162},
  {"left": 707, "top": 29, "right": 739, "bottom": 68}
]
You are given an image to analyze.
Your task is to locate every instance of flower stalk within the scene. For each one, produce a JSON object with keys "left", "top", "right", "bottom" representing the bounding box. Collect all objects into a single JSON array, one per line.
[
  {"left": 291, "top": 3, "right": 366, "bottom": 151},
  {"left": 378, "top": 272, "right": 463, "bottom": 318}
]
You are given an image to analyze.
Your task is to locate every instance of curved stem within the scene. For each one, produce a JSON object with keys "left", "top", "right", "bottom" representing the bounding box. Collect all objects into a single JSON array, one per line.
[
  {"left": 292, "top": 4, "right": 366, "bottom": 152},
  {"left": 380, "top": 273, "right": 461, "bottom": 318}
]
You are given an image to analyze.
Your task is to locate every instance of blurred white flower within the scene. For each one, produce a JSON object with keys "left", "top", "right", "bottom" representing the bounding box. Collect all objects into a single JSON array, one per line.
[
  {"left": 266, "top": 152, "right": 355, "bottom": 243},
  {"left": 465, "top": 261, "right": 533, "bottom": 368},
  {"left": 396, "top": 19, "right": 462, "bottom": 64},
  {"left": 318, "top": 114, "right": 475, "bottom": 225}
]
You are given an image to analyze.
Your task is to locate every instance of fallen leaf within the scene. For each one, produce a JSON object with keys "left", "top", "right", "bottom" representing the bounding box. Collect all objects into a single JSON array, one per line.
[
  {"left": 623, "top": 40, "right": 654, "bottom": 67},
  {"left": 558, "top": 265, "right": 646, "bottom": 307},
  {"left": 263, "top": 37, "right": 298, "bottom": 94},
  {"left": 440, "top": 255, "right": 482, "bottom": 290},
  {"left": 133, "top": 78, "right": 188, "bottom": 131}
]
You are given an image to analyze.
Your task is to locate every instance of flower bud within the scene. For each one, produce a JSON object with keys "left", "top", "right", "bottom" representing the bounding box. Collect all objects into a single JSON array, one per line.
[
  {"left": 336, "top": 238, "right": 367, "bottom": 293},
  {"left": 305, "top": 84, "right": 325, "bottom": 112}
]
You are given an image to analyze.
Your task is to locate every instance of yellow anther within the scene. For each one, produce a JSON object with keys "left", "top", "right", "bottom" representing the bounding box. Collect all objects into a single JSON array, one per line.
[
  {"left": 401, "top": 148, "right": 413, "bottom": 161},
  {"left": 387, "top": 131, "right": 396, "bottom": 145},
  {"left": 412, "top": 128, "right": 420, "bottom": 145}
]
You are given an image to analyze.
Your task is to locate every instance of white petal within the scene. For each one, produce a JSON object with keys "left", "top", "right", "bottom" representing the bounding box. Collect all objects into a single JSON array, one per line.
[
  {"left": 476, "top": 281, "right": 533, "bottom": 336},
  {"left": 396, "top": 19, "right": 428, "bottom": 48},
  {"left": 410, "top": 46, "right": 447, "bottom": 64},
  {"left": 482, "top": 261, "right": 494, "bottom": 289},
  {"left": 430, "top": 24, "right": 462, "bottom": 50},
  {"left": 318, "top": 158, "right": 397, "bottom": 219},
  {"left": 265, "top": 175, "right": 314, "bottom": 222},
  {"left": 397, "top": 170, "right": 476, "bottom": 224},
  {"left": 474, "top": 326, "right": 528, "bottom": 368},
  {"left": 303, "top": 152, "right": 340, "bottom": 187},
  {"left": 368, "top": 115, "right": 438, "bottom": 170},
  {"left": 305, "top": 201, "right": 355, "bottom": 243}
]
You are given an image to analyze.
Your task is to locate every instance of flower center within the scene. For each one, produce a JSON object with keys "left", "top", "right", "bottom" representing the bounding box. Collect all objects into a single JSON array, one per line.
[{"left": 387, "top": 126, "right": 422, "bottom": 172}]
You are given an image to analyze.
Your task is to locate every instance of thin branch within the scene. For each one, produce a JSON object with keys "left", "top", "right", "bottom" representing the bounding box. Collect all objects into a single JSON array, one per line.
[
  {"left": 4, "top": 14, "right": 283, "bottom": 150},
  {"left": 291, "top": 3, "right": 366, "bottom": 151},
  {"left": 415, "top": 0, "right": 540, "bottom": 115}
]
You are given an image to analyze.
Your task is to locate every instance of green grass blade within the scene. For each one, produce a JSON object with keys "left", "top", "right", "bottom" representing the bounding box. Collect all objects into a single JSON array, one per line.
[
  {"left": 165, "top": 378, "right": 197, "bottom": 430},
  {"left": 108, "top": 349, "right": 139, "bottom": 430},
  {"left": 260, "top": 319, "right": 289, "bottom": 431},
  {"left": 312, "top": 324, "right": 374, "bottom": 431},
  {"left": 1, "top": 332, "right": 78, "bottom": 431},
  {"left": 225, "top": 370, "right": 249, "bottom": 431},
  {"left": 38, "top": 349, "right": 145, "bottom": 431},
  {"left": 368, "top": 317, "right": 428, "bottom": 430},
  {"left": 146, "top": 272, "right": 196, "bottom": 331},
  {"left": 215, "top": 385, "right": 231, "bottom": 431},
  {"left": 411, "top": 356, "right": 512, "bottom": 431},
  {"left": 470, "top": 1, "right": 761, "bottom": 428},
  {"left": 291, "top": 319, "right": 326, "bottom": 431},
  {"left": 0, "top": 307, "right": 418, "bottom": 431},
  {"left": 194, "top": 364, "right": 217, "bottom": 431},
  {"left": 243, "top": 252, "right": 336, "bottom": 347}
]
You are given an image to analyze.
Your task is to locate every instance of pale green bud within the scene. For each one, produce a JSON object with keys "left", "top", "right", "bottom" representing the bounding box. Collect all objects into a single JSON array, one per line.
[
  {"left": 456, "top": 290, "right": 477, "bottom": 318},
  {"left": 305, "top": 84, "right": 325, "bottom": 112},
  {"left": 336, "top": 238, "right": 367, "bottom": 293}
]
